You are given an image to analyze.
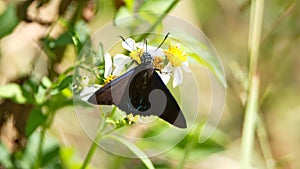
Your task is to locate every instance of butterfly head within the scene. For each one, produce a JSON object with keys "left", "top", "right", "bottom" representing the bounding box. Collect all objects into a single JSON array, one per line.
[{"left": 141, "top": 52, "right": 153, "bottom": 66}]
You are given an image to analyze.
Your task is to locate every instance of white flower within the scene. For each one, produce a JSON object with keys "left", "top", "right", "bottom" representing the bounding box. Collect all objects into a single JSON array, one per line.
[
  {"left": 121, "top": 38, "right": 164, "bottom": 64},
  {"left": 162, "top": 44, "right": 191, "bottom": 88},
  {"left": 80, "top": 52, "right": 119, "bottom": 101},
  {"left": 161, "top": 62, "right": 190, "bottom": 88},
  {"left": 112, "top": 54, "right": 132, "bottom": 75}
]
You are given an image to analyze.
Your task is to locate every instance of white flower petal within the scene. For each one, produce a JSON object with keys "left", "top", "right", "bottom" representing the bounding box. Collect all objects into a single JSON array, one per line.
[
  {"left": 136, "top": 42, "right": 145, "bottom": 49},
  {"left": 173, "top": 67, "right": 183, "bottom": 88},
  {"left": 122, "top": 38, "right": 136, "bottom": 51},
  {"left": 162, "top": 63, "right": 172, "bottom": 72},
  {"left": 80, "top": 85, "right": 101, "bottom": 101},
  {"left": 182, "top": 61, "right": 191, "bottom": 73},
  {"left": 104, "top": 52, "right": 112, "bottom": 78},
  {"left": 112, "top": 65, "right": 124, "bottom": 76},
  {"left": 160, "top": 63, "right": 172, "bottom": 85},
  {"left": 160, "top": 73, "right": 171, "bottom": 85},
  {"left": 150, "top": 48, "right": 164, "bottom": 57},
  {"left": 113, "top": 54, "right": 132, "bottom": 66}
]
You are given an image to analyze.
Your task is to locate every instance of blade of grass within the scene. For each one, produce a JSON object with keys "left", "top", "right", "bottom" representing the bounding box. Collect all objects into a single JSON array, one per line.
[
  {"left": 104, "top": 135, "right": 155, "bottom": 169},
  {"left": 80, "top": 106, "right": 116, "bottom": 169},
  {"left": 136, "top": 0, "right": 180, "bottom": 42},
  {"left": 256, "top": 113, "right": 276, "bottom": 169},
  {"left": 241, "top": 74, "right": 260, "bottom": 169},
  {"left": 241, "top": 0, "right": 264, "bottom": 168},
  {"left": 261, "top": 2, "right": 295, "bottom": 43}
]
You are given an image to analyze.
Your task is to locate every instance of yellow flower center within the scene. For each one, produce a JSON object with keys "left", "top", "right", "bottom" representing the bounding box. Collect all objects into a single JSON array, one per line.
[
  {"left": 153, "top": 56, "right": 164, "bottom": 70},
  {"left": 130, "top": 48, "right": 144, "bottom": 64},
  {"left": 104, "top": 75, "right": 116, "bottom": 84},
  {"left": 164, "top": 44, "right": 187, "bottom": 67}
]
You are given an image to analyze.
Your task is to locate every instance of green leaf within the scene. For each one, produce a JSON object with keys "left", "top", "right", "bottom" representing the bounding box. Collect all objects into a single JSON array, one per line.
[
  {"left": 175, "top": 33, "right": 227, "bottom": 88},
  {"left": 0, "top": 142, "right": 13, "bottom": 168},
  {"left": 189, "top": 46, "right": 227, "bottom": 88},
  {"left": 25, "top": 109, "right": 47, "bottom": 137},
  {"left": 139, "top": 0, "right": 174, "bottom": 13},
  {"left": 60, "top": 147, "right": 84, "bottom": 169},
  {"left": 74, "top": 20, "right": 90, "bottom": 45},
  {"left": 114, "top": 6, "right": 134, "bottom": 27},
  {"left": 0, "top": 4, "right": 19, "bottom": 39},
  {"left": 105, "top": 135, "right": 155, "bottom": 169},
  {"left": 58, "top": 75, "right": 73, "bottom": 91},
  {"left": 124, "top": 0, "right": 135, "bottom": 11},
  {"left": 41, "top": 76, "right": 52, "bottom": 89},
  {"left": 22, "top": 133, "right": 63, "bottom": 169},
  {"left": 41, "top": 143, "right": 60, "bottom": 167},
  {"left": 54, "top": 32, "right": 73, "bottom": 47},
  {"left": 0, "top": 83, "right": 26, "bottom": 103}
]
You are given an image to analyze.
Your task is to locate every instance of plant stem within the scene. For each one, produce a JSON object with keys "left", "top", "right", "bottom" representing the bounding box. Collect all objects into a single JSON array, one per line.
[
  {"left": 136, "top": 0, "right": 180, "bottom": 42},
  {"left": 241, "top": 75, "right": 260, "bottom": 169},
  {"left": 80, "top": 125, "right": 105, "bottom": 169},
  {"left": 178, "top": 123, "right": 202, "bottom": 169},
  {"left": 248, "top": 0, "right": 264, "bottom": 80},
  {"left": 241, "top": 0, "right": 264, "bottom": 169},
  {"left": 34, "top": 110, "right": 56, "bottom": 169},
  {"left": 80, "top": 106, "right": 117, "bottom": 169},
  {"left": 256, "top": 113, "right": 275, "bottom": 169}
]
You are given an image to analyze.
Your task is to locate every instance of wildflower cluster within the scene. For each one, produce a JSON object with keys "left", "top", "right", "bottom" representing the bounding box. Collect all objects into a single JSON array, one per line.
[
  {"left": 114, "top": 37, "right": 191, "bottom": 88},
  {"left": 80, "top": 36, "right": 191, "bottom": 127}
]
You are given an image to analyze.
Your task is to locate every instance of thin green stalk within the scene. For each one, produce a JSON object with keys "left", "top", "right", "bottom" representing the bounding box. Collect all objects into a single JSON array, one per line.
[
  {"left": 80, "top": 124, "right": 105, "bottom": 169},
  {"left": 248, "top": 0, "right": 264, "bottom": 80},
  {"left": 178, "top": 123, "right": 202, "bottom": 169},
  {"left": 241, "top": 75, "right": 260, "bottom": 169},
  {"left": 256, "top": 113, "right": 275, "bottom": 169},
  {"left": 241, "top": 0, "right": 264, "bottom": 169},
  {"left": 80, "top": 106, "right": 117, "bottom": 169},
  {"left": 136, "top": 0, "right": 180, "bottom": 42},
  {"left": 34, "top": 110, "right": 56, "bottom": 169}
]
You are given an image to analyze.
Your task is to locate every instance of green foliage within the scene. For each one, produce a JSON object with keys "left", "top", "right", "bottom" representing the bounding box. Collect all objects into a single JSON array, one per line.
[
  {"left": 105, "top": 135, "right": 155, "bottom": 169},
  {"left": 2, "top": 0, "right": 288, "bottom": 168},
  {"left": 0, "top": 142, "right": 13, "bottom": 168},
  {"left": 0, "top": 4, "right": 19, "bottom": 39},
  {"left": 25, "top": 109, "right": 47, "bottom": 137},
  {"left": 0, "top": 83, "right": 26, "bottom": 104}
]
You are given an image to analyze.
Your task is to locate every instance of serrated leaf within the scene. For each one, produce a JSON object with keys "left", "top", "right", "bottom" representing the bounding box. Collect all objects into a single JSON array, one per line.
[
  {"left": 25, "top": 109, "right": 47, "bottom": 137},
  {"left": 0, "top": 4, "right": 19, "bottom": 39},
  {"left": 0, "top": 83, "right": 26, "bottom": 103},
  {"left": 105, "top": 135, "right": 155, "bottom": 169}
]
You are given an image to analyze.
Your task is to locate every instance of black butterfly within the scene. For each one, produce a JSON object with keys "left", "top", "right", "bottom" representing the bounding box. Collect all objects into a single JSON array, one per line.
[{"left": 88, "top": 34, "right": 187, "bottom": 128}]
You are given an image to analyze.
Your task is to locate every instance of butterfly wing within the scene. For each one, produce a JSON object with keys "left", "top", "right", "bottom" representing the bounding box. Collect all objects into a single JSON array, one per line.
[
  {"left": 88, "top": 68, "right": 136, "bottom": 105},
  {"left": 120, "top": 69, "right": 187, "bottom": 128},
  {"left": 151, "top": 71, "right": 187, "bottom": 128},
  {"left": 88, "top": 65, "right": 187, "bottom": 128}
]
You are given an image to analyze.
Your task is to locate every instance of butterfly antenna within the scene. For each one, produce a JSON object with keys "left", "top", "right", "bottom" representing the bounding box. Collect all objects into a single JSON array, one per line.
[
  {"left": 142, "top": 38, "right": 146, "bottom": 50},
  {"left": 119, "top": 35, "right": 134, "bottom": 51},
  {"left": 154, "top": 32, "right": 170, "bottom": 52},
  {"left": 145, "top": 39, "right": 148, "bottom": 53}
]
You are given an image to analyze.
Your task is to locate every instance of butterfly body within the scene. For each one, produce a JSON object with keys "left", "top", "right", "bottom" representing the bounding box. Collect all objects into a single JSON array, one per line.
[{"left": 88, "top": 47, "right": 187, "bottom": 128}]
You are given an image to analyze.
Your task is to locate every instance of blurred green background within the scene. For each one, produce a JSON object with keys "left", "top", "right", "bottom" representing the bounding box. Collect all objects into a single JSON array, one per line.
[{"left": 0, "top": 0, "right": 300, "bottom": 169}]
